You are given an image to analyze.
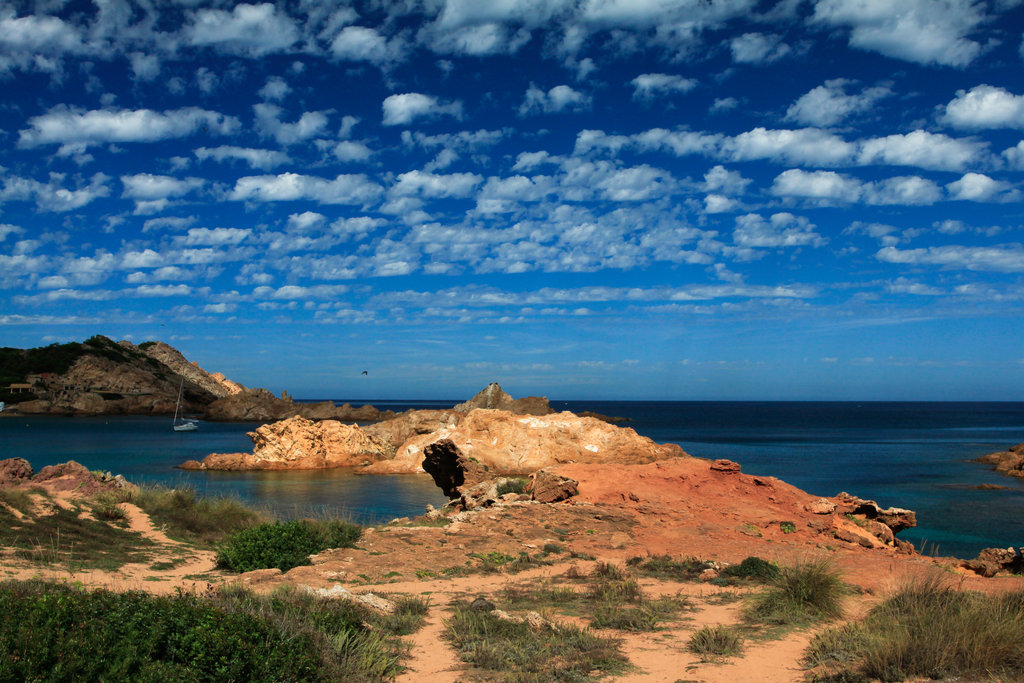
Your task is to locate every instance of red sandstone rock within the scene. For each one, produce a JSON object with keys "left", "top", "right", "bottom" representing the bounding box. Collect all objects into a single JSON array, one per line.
[
  {"left": 710, "top": 459, "right": 741, "bottom": 473},
  {"left": 0, "top": 458, "right": 34, "bottom": 485},
  {"left": 529, "top": 468, "right": 579, "bottom": 503}
]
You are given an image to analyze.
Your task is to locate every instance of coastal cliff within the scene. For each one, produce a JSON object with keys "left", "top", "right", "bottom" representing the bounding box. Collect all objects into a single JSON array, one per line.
[{"left": 2, "top": 336, "right": 234, "bottom": 416}]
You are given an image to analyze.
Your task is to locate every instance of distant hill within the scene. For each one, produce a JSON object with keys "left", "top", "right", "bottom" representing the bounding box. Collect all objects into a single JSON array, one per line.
[{"left": 0, "top": 336, "right": 241, "bottom": 416}]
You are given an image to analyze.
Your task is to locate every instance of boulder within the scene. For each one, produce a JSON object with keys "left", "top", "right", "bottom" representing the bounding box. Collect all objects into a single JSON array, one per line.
[
  {"left": 0, "top": 458, "right": 34, "bottom": 485},
  {"left": 385, "top": 409, "right": 687, "bottom": 478},
  {"left": 710, "top": 459, "right": 741, "bottom": 473},
  {"left": 420, "top": 439, "right": 493, "bottom": 498},
  {"left": 804, "top": 498, "right": 837, "bottom": 515},
  {"left": 30, "top": 460, "right": 127, "bottom": 496},
  {"left": 528, "top": 468, "right": 579, "bottom": 503},
  {"left": 185, "top": 416, "right": 392, "bottom": 471}
]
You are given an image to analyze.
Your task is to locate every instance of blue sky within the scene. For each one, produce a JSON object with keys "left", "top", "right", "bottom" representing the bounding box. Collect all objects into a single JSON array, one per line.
[{"left": 2, "top": 0, "right": 1024, "bottom": 400}]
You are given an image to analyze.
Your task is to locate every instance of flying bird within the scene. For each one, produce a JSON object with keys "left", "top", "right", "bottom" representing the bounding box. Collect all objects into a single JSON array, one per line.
[{"left": 361, "top": 370, "right": 368, "bottom": 375}]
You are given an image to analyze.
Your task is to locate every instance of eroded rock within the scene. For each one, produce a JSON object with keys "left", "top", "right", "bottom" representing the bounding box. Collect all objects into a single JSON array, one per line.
[
  {"left": 974, "top": 444, "right": 1024, "bottom": 478},
  {"left": 0, "top": 458, "right": 34, "bottom": 485},
  {"left": 964, "top": 547, "right": 1024, "bottom": 577},
  {"left": 528, "top": 468, "right": 579, "bottom": 503}
]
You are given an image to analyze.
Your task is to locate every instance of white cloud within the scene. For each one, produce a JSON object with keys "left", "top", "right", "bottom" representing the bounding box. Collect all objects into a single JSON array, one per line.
[
  {"left": 519, "top": 84, "right": 591, "bottom": 115},
  {"left": 868, "top": 176, "right": 942, "bottom": 205},
  {"left": 121, "top": 174, "right": 203, "bottom": 200},
  {"left": 391, "top": 170, "right": 483, "bottom": 198},
  {"left": 725, "top": 127, "right": 854, "bottom": 166},
  {"left": 729, "top": 32, "right": 791, "bottom": 64},
  {"left": 877, "top": 244, "right": 1024, "bottom": 272},
  {"left": 254, "top": 104, "right": 329, "bottom": 145},
  {"left": 178, "top": 227, "right": 252, "bottom": 246},
  {"left": 2, "top": 173, "right": 111, "bottom": 212},
  {"left": 1002, "top": 140, "right": 1024, "bottom": 169},
  {"left": 184, "top": 3, "right": 299, "bottom": 57},
  {"left": 630, "top": 73, "right": 698, "bottom": 100},
  {"left": 332, "top": 140, "right": 373, "bottom": 162},
  {"left": 703, "top": 165, "right": 751, "bottom": 195},
  {"left": 771, "top": 169, "right": 862, "bottom": 202},
  {"left": 331, "top": 216, "right": 385, "bottom": 238},
  {"left": 382, "top": 93, "right": 463, "bottom": 126},
  {"left": 856, "top": 130, "right": 986, "bottom": 171},
  {"left": 194, "top": 146, "right": 290, "bottom": 170},
  {"left": 421, "top": 22, "right": 531, "bottom": 56},
  {"left": 129, "top": 52, "right": 160, "bottom": 81},
  {"left": 942, "top": 85, "right": 1024, "bottom": 129},
  {"left": 259, "top": 76, "right": 290, "bottom": 101},
  {"left": 19, "top": 107, "right": 240, "bottom": 152},
  {"left": 812, "top": 0, "right": 987, "bottom": 67},
  {"left": 733, "top": 212, "right": 825, "bottom": 248},
  {"left": 0, "top": 224, "right": 25, "bottom": 241},
  {"left": 785, "top": 80, "right": 891, "bottom": 126},
  {"left": 331, "top": 25, "right": 406, "bottom": 64},
  {"left": 287, "top": 211, "right": 326, "bottom": 232},
  {"left": 946, "top": 172, "right": 1016, "bottom": 201},
  {"left": 229, "top": 173, "right": 383, "bottom": 205}
]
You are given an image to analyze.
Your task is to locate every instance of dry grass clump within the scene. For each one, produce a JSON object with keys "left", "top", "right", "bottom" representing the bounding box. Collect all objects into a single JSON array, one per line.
[
  {"left": 105, "top": 486, "right": 266, "bottom": 545},
  {"left": 745, "top": 558, "right": 847, "bottom": 626},
  {"left": 688, "top": 624, "right": 744, "bottom": 660},
  {"left": 805, "top": 574, "right": 1024, "bottom": 682}
]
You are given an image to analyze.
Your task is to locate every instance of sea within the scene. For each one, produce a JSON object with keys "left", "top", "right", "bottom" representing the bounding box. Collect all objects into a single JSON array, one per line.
[{"left": 2, "top": 400, "right": 1023, "bottom": 560}]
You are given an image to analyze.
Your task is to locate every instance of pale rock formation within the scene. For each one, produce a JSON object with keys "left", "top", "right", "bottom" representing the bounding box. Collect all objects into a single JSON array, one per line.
[
  {"left": 375, "top": 408, "right": 687, "bottom": 476},
  {"left": 452, "top": 382, "right": 553, "bottom": 416},
  {"left": 182, "top": 416, "right": 392, "bottom": 471},
  {"left": 139, "top": 341, "right": 241, "bottom": 398}
]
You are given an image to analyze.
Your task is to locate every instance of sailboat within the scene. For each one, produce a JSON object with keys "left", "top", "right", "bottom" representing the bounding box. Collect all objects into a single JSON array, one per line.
[{"left": 173, "top": 378, "right": 199, "bottom": 432}]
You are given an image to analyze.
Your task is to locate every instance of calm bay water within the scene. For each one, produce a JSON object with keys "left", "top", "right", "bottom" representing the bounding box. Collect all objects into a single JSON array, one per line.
[{"left": 3, "top": 400, "right": 1023, "bottom": 559}]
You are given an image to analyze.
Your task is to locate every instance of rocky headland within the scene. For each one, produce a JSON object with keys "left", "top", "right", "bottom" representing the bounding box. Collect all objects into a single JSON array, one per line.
[{"left": 974, "top": 443, "right": 1024, "bottom": 478}]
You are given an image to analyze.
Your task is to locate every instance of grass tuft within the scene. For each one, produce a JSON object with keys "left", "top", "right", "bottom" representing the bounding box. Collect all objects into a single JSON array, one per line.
[
  {"left": 805, "top": 574, "right": 1024, "bottom": 682},
  {"left": 746, "top": 558, "right": 846, "bottom": 626},
  {"left": 110, "top": 486, "right": 266, "bottom": 546},
  {"left": 688, "top": 624, "right": 744, "bottom": 659}
]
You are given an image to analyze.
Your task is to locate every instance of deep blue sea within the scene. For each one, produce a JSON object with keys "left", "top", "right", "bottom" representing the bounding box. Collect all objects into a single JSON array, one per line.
[{"left": 3, "top": 400, "right": 1023, "bottom": 560}]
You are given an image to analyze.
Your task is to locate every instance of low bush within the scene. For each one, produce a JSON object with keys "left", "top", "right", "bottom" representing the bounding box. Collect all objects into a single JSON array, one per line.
[
  {"left": 746, "top": 558, "right": 846, "bottom": 626},
  {"left": 688, "top": 624, "right": 743, "bottom": 659},
  {"left": 626, "top": 554, "right": 707, "bottom": 580},
  {"left": 495, "top": 477, "right": 529, "bottom": 496},
  {"left": 216, "top": 519, "right": 363, "bottom": 573},
  {"left": 722, "top": 556, "right": 780, "bottom": 582},
  {"left": 805, "top": 575, "right": 1024, "bottom": 682}
]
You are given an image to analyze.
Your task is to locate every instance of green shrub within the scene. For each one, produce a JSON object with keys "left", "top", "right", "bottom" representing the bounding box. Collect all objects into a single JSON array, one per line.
[
  {"left": 495, "top": 477, "right": 528, "bottom": 496},
  {"left": 688, "top": 624, "right": 743, "bottom": 659},
  {"left": 746, "top": 558, "right": 846, "bottom": 626},
  {"left": 722, "top": 556, "right": 780, "bottom": 582},
  {"left": 805, "top": 575, "right": 1024, "bottom": 682},
  {"left": 626, "top": 554, "right": 706, "bottom": 580},
  {"left": 216, "top": 519, "right": 362, "bottom": 573}
]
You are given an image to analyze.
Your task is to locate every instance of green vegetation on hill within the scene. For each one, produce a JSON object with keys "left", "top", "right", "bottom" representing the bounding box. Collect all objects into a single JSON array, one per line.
[
  {"left": 0, "top": 580, "right": 420, "bottom": 682},
  {"left": 0, "top": 335, "right": 160, "bottom": 386}
]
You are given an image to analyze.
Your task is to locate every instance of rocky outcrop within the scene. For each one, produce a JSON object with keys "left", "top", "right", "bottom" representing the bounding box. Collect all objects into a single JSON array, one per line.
[
  {"left": 0, "top": 458, "right": 133, "bottom": 496},
  {"left": 834, "top": 492, "right": 917, "bottom": 532},
  {"left": 421, "top": 439, "right": 492, "bottom": 498},
  {"left": 203, "top": 388, "right": 395, "bottom": 423},
  {"left": 140, "top": 341, "right": 243, "bottom": 398},
  {"left": 363, "top": 410, "right": 461, "bottom": 450},
  {"left": 376, "top": 408, "right": 688, "bottom": 477},
  {"left": 974, "top": 444, "right": 1024, "bottom": 478},
  {"left": 452, "top": 382, "right": 553, "bottom": 416},
  {"left": 964, "top": 547, "right": 1024, "bottom": 577},
  {"left": 181, "top": 416, "right": 393, "bottom": 471}
]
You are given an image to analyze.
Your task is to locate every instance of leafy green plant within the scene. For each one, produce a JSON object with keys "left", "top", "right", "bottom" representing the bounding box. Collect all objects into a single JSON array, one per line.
[
  {"left": 722, "top": 556, "right": 781, "bottom": 582},
  {"left": 688, "top": 624, "right": 743, "bottom": 659},
  {"left": 216, "top": 519, "right": 362, "bottom": 573},
  {"left": 780, "top": 521, "right": 797, "bottom": 534}
]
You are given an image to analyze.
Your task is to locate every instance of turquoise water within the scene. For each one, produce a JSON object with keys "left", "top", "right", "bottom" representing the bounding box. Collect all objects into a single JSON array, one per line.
[{"left": 3, "top": 401, "right": 1024, "bottom": 558}]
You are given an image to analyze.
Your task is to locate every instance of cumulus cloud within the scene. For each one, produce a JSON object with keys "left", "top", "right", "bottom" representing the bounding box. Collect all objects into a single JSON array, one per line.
[
  {"left": 729, "top": 32, "right": 791, "bottom": 64},
  {"left": 332, "top": 140, "right": 373, "bottom": 162},
  {"left": 725, "top": 127, "right": 854, "bottom": 166},
  {"left": 630, "top": 73, "right": 698, "bottom": 100},
  {"left": 229, "top": 172, "right": 383, "bottom": 205},
  {"left": 194, "top": 146, "right": 290, "bottom": 170},
  {"left": 382, "top": 93, "right": 463, "bottom": 126},
  {"left": 121, "top": 173, "right": 204, "bottom": 213},
  {"left": 519, "top": 84, "right": 591, "bottom": 115},
  {"left": 877, "top": 244, "right": 1024, "bottom": 272},
  {"left": 733, "top": 212, "right": 825, "bottom": 248},
  {"left": 19, "top": 107, "right": 240, "bottom": 153},
  {"left": 391, "top": 170, "right": 483, "bottom": 198},
  {"left": 259, "top": 76, "right": 290, "bottom": 101},
  {"left": 421, "top": 22, "right": 531, "bottom": 56},
  {"left": 0, "top": 224, "right": 24, "bottom": 241},
  {"left": 771, "top": 169, "right": 941, "bottom": 205},
  {"left": 1, "top": 173, "right": 110, "bottom": 212},
  {"left": 178, "top": 227, "right": 252, "bottom": 246},
  {"left": 946, "top": 172, "right": 1017, "bottom": 201},
  {"left": 811, "top": 0, "right": 987, "bottom": 67},
  {"left": 254, "top": 104, "right": 330, "bottom": 145},
  {"left": 785, "top": 79, "right": 891, "bottom": 127},
  {"left": 856, "top": 131, "right": 986, "bottom": 171},
  {"left": 1002, "top": 141, "right": 1024, "bottom": 169},
  {"left": 703, "top": 165, "right": 751, "bottom": 195},
  {"left": 184, "top": 3, "right": 299, "bottom": 57},
  {"left": 942, "top": 85, "right": 1024, "bottom": 129},
  {"left": 331, "top": 25, "right": 406, "bottom": 65}
]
